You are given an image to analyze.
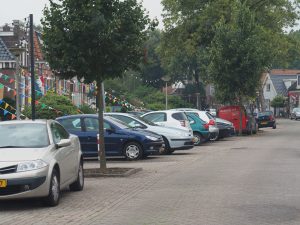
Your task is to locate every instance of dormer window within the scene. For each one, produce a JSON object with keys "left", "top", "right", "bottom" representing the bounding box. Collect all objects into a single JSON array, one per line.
[{"left": 266, "top": 84, "right": 270, "bottom": 92}]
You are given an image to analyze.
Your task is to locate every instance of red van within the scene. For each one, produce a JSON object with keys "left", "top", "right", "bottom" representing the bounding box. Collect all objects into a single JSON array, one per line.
[{"left": 218, "top": 105, "right": 257, "bottom": 134}]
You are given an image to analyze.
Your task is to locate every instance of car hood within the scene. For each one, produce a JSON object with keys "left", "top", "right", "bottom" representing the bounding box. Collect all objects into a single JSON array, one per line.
[
  {"left": 146, "top": 125, "right": 191, "bottom": 137},
  {"left": 0, "top": 147, "right": 50, "bottom": 162},
  {"left": 126, "top": 128, "right": 162, "bottom": 139}
]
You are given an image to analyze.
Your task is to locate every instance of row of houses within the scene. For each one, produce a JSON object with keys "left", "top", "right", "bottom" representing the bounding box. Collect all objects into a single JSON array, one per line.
[
  {"left": 262, "top": 69, "right": 300, "bottom": 115},
  {"left": 0, "top": 20, "right": 93, "bottom": 117}
]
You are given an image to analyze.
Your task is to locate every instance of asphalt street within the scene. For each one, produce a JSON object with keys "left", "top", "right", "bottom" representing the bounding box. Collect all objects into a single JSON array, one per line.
[{"left": 1, "top": 119, "right": 300, "bottom": 225}]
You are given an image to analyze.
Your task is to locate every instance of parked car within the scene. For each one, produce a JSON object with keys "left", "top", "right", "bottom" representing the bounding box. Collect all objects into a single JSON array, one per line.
[
  {"left": 0, "top": 120, "right": 84, "bottom": 206},
  {"left": 215, "top": 117, "right": 236, "bottom": 138},
  {"left": 185, "top": 112, "right": 210, "bottom": 145},
  {"left": 290, "top": 108, "right": 300, "bottom": 120},
  {"left": 105, "top": 113, "right": 194, "bottom": 153},
  {"left": 218, "top": 105, "right": 257, "bottom": 134},
  {"left": 141, "top": 110, "right": 193, "bottom": 135},
  {"left": 56, "top": 114, "right": 164, "bottom": 160},
  {"left": 173, "top": 108, "right": 219, "bottom": 141},
  {"left": 257, "top": 111, "right": 276, "bottom": 129}
]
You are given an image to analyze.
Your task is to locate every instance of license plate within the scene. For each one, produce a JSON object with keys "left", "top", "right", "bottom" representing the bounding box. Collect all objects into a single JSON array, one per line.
[
  {"left": 261, "top": 122, "right": 267, "bottom": 125},
  {"left": 0, "top": 179, "right": 7, "bottom": 188}
]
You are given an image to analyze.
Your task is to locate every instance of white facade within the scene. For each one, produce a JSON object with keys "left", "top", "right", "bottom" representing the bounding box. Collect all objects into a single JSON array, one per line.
[{"left": 262, "top": 74, "right": 277, "bottom": 110}]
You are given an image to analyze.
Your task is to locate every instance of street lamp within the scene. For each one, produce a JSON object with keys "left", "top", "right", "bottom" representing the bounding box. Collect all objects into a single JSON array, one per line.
[
  {"left": 10, "top": 45, "right": 25, "bottom": 120},
  {"left": 161, "top": 75, "right": 171, "bottom": 110}
]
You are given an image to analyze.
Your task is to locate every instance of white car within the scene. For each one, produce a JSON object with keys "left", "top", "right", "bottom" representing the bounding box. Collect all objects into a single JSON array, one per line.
[
  {"left": 105, "top": 113, "right": 194, "bottom": 154},
  {"left": 173, "top": 108, "right": 219, "bottom": 141},
  {"left": 0, "top": 120, "right": 84, "bottom": 206},
  {"left": 141, "top": 110, "right": 193, "bottom": 134}
]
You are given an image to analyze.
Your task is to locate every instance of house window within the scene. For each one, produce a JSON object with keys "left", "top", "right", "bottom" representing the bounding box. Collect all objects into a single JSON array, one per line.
[
  {"left": 4, "top": 62, "right": 9, "bottom": 68},
  {"left": 266, "top": 84, "right": 271, "bottom": 92}
]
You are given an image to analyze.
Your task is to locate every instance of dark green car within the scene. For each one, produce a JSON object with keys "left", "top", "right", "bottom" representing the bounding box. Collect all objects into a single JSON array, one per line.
[{"left": 185, "top": 112, "right": 210, "bottom": 145}]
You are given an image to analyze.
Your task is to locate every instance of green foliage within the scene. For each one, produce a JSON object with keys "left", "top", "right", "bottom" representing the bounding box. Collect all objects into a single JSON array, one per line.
[
  {"left": 79, "top": 104, "right": 96, "bottom": 114},
  {"left": 160, "top": 0, "right": 300, "bottom": 104},
  {"left": 42, "top": 0, "right": 152, "bottom": 83},
  {"left": 22, "top": 92, "right": 79, "bottom": 119},
  {"left": 140, "top": 29, "right": 165, "bottom": 88},
  {"left": 271, "top": 95, "right": 286, "bottom": 108},
  {"left": 208, "top": 2, "right": 273, "bottom": 103}
]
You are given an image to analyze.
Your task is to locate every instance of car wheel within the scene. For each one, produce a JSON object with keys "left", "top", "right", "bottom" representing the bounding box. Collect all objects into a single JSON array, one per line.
[
  {"left": 124, "top": 142, "right": 143, "bottom": 160},
  {"left": 43, "top": 169, "right": 60, "bottom": 207},
  {"left": 193, "top": 132, "right": 203, "bottom": 146},
  {"left": 210, "top": 132, "right": 218, "bottom": 141},
  {"left": 272, "top": 124, "right": 276, "bottom": 129},
  {"left": 161, "top": 137, "right": 172, "bottom": 155},
  {"left": 69, "top": 160, "right": 84, "bottom": 191}
]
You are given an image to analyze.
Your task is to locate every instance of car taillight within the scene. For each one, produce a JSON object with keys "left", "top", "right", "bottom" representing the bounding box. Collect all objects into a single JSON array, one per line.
[
  {"left": 208, "top": 119, "right": 215, "bottom": 126},
  {"left": 203, "top": 123, "right": 209, "bottom": 130},
  {"left": 180, "top": 120, "right": 186, "bottom": 127}
]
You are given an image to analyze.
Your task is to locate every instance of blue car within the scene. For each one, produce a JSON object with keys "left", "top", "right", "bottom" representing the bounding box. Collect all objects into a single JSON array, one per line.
[{"left": 56, "top": 114, "right": 164, "bottom": 160}]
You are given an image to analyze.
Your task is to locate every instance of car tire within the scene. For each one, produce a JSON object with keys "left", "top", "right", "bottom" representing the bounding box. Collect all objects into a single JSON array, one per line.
[
  {"left": 43, "top": 169, "right": 60, "bottom": 207},
  {"left": 272, "top": 124, "right": 276, "bottom": 129},
  {"left": 210, "top": 132, "right": 218, "bottom": 141},
  {"left": 193, "top": 132, "right": 203, "bottom": 146},
  {"left": 124, "top": 142, "right": 143, "bottom": 160},
  {"left": 69, "top": 160, "right": 84, "bottom": 191},
  {"left": 162, "top": 137, "right": 173, "bottom": 155}
]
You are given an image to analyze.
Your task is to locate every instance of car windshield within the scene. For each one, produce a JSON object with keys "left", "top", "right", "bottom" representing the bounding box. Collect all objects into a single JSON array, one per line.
[
  {"left": 258, "top": 111, "right": 272, "bottom": 116},
  {"left": 105, "top": 116, "right": 132, "bottom": 129},
  {"left": 0, "top": 123, "right": 49, "bottom": 148},
  {"left": 132, "top": 115, "right": 157, "bottom": 126},
  {"left": 294, "top": 108, "right": 300, "bottom": 112}
]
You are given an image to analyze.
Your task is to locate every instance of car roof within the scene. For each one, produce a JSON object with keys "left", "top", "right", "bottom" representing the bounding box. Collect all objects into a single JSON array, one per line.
[
  {"left": 56, "top": 114, "right": 97, "bottom": 120},
  {"left": 0, "top": 119, "right": 49, "bottom": 125}
]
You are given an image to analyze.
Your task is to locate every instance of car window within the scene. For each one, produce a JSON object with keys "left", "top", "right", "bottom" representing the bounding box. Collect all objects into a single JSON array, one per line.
[
  {"left": 58, "top": 118, "right": 82, "bottom": 131},
  {"left": 116, "top": 115, "right": 143, "bottom": 127},
  {"left": 143, "top": 113, "right": 166, "bottom": 122},
  {"left": 172, "top": 112, "right": 187, "bottom": 121},
  {"left": 51, "top": 123, "right": 69, "bottom": 144},
  {"left": 84, "top": 118, "right": 99, "bottom": 131},
  {"left": 0, "top": 123, "right": 49, "bottom": 148},
  {"left": 187, "top": 115, "right": 195, "bottom": 124},
  {"left": 104, "top": 121, "right": 113, "bottom": 129}
]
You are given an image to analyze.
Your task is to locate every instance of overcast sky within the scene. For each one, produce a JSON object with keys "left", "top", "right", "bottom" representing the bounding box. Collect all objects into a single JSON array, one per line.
[{"left": 0, "top": 0, "right": 164, "bottom": 28}]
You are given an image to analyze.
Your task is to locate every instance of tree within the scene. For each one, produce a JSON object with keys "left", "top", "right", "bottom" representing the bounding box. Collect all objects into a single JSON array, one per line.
[
  {"left": 42, "top": 0, "right": 152, "bottom": 171},
  {"left": 160, "top": 0, "right": 300, "bottom": 105},
  {"left": 271, "top": 95, "right": 286, "bottom": 116},
  {"left": 140, "top": 29, "right": 165, "bottom": 88},
  {"left": 22, "top": 92, "right": 79, "bottom": 119}
]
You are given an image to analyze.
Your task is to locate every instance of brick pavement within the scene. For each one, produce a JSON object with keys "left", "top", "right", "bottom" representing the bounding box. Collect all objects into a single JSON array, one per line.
[{"left": 1, "top": 120, "right": 300, "bottom": 225}]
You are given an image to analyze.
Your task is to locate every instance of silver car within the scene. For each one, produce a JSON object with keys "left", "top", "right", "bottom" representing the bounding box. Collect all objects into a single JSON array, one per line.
[
  {"left": 0, "top": 120, "right": 84, "bottom": 206},
  {"left": 105, "top": 113, "right": 194, "bottom": 154}
]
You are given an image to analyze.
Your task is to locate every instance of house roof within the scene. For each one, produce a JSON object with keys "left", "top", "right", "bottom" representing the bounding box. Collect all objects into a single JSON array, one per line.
[
  {"left": 270, "top": 75, "right": 297, "bottom": 96},
  {"left": 34, "top": 31, "right": 44, "bottom": 61},
  {"left": 0, "top": 37, "right": 15, "bottom": 61},
  {"left": 270, "top": 69, "right": 300, "bottom": 75}
]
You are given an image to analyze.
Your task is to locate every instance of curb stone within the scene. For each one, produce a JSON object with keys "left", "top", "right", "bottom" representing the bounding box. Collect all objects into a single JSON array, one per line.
[{"left": 84, "top": 167, "right": 142, "bottom": 178}]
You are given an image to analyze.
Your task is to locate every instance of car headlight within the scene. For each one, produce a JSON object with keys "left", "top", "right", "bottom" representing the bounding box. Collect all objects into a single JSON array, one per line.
[
  {"left": 17, "top": 160, "right": 48, "bottom": 172},
  {"left": 146, "top": 136, "right": 159, "bottom": 141}
]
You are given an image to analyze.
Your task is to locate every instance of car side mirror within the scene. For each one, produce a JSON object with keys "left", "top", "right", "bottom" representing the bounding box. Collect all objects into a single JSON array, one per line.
[
  {"left": 56, "top": 139, "right": 71, "bottom": 149},
  {"left": 105, "top": 128, "right": 115, "bottom": 133}
]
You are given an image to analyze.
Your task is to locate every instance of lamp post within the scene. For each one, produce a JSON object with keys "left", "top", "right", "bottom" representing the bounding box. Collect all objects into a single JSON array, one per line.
[
  {"left": 161, "top": 75, "right": 171, "bottom": 110},
  {"left": 10, "top": 46, "right": 25, "bottom": 120}
]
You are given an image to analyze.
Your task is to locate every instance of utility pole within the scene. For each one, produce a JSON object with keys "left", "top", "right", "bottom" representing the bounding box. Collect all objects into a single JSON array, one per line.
[
  {"left": 29, "top": 14, "right": 35, "bottom": 120},
  {"left": 9, "top": 48, "right": 22, "bottom": 120}
]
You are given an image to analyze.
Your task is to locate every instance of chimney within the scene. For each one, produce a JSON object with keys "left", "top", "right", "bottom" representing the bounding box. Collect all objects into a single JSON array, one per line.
[{"left": 3, "top": 24, "right": 10, "bottom": 32}]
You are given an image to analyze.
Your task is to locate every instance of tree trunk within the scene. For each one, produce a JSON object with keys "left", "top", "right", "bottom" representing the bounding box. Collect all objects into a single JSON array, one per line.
[{"left": 97, "top": 81, "right": 107, "bottom": 171}]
